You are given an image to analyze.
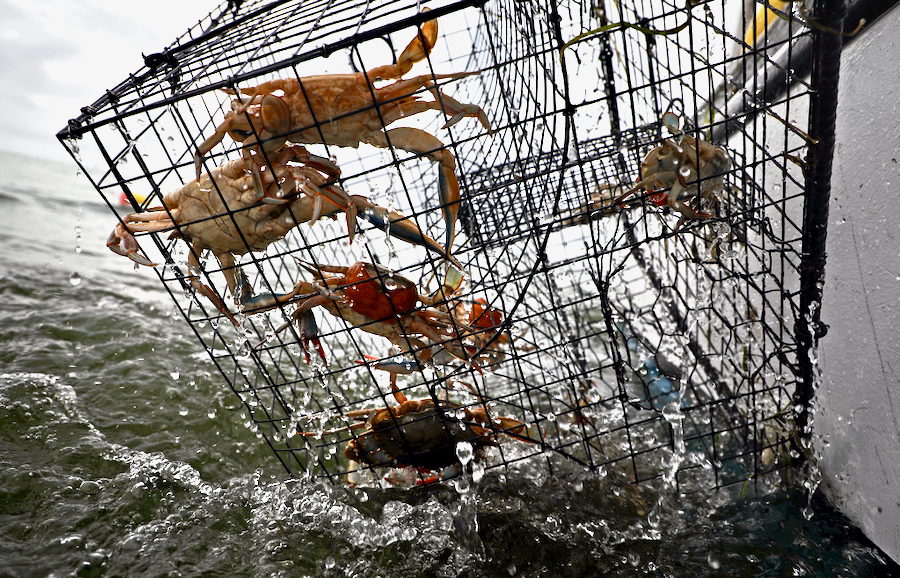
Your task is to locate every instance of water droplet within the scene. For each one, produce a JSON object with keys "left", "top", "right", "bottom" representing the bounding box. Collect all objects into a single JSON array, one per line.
[
  {"left": 66, "top": 138, "right": 81, "bottom": 161},
  {"left": 456, "top": 441, "right": 474, "bottom": 467},
  {"left": 60, "top": 534, "right": 84, "bottom": 547},
  {"left": 169, "top": 371, "right": 180, "bottom": 381},
  {"left": 708, "top": 553, "right": 721, "bottom": 569},
  {"left": 79, "top": 480, "right": 101, "bottom": 495},
  {"left": 662, "top": 402, "right": 684, "bottom": 423},
  {"left": 69, "top": 272, "right": 82, "bottom": 286},
  {"left": 471, "top": 461, "right": 485, "bottom": 483},
  {"left": 130, "top": 482, "right": 146, "bottom": 499}
]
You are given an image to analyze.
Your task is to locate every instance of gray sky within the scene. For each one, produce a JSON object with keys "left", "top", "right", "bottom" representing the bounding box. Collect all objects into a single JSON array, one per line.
[{"left": 1, "top": 0, "right": 213, "bottom": 162}]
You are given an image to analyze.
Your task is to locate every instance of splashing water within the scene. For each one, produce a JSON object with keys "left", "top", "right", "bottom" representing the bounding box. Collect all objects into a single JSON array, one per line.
[{"left": 0, "top": 153, "right": 894, "bottom": 577}]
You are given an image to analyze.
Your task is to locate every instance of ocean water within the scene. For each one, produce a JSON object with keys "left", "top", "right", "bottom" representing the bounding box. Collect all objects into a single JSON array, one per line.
[{"left": 0, "top": 150, "right": 896, "bottom": 577}]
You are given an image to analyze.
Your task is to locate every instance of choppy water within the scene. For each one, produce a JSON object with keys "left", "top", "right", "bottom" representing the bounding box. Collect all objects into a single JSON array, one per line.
[{"left": 0, "top": 151, "right": 896, "bottom": 577}]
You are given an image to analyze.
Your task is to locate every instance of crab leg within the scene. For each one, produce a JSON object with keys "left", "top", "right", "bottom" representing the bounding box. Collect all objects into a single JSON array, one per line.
[
  {"left": 356, "top": 341, "right": 436, "bottom": 379},
  {"left": 182, "top": 242, "right": 241, "bottom": 326},
  {"left": 194, "top": 93, "right": 295, "bottom": 182},
  {"left": 298, "top": 416, "right": 370, "bottom": 437},
  {"left": 258, "top": 146, "right": 342, "bottom": 205},
  {"left": 231, "top": 267, "right": 311, "bottom": 314}
]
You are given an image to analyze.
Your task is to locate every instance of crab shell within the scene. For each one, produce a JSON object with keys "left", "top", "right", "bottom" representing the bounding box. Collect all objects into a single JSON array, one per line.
[
  {"left": 346, "top": 402, "right": 498, "bottom": 472},
  {"left": 158, "top": 158, "right": 303, "bottom": 254},
  {"left": 341, "top": 262, "right": 419, "bottom": 324},
  {"left": 469, "top": 298, "right": 504, "bottom": 334},
  {"left": 641, "top": 135, "right": 732, "bottom": 207}
]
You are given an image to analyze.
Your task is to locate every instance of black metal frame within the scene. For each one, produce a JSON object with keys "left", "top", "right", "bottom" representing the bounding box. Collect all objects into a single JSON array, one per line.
[{"left": 59, "top": 0, "right": 847, "bottom": 492}]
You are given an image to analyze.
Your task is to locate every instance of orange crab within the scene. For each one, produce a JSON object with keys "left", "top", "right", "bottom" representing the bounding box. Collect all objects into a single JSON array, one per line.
[
  {"left": 367, "top": 297, "right": 523, "bottom": 376},
  {"left": 195, "top": 8, "right": 491, "bottom": 249},
  {"left": 274, "top": 261, "right": 478, "bottom": 367},
  {"left": 301, "top": 380, "right": 537, "bottom": 485},
  {"left": 452, "top": 297, "right": 518, "bottom": 368},
  {"left": 107, "top": 146, "right": 460, "bottom": 323}
]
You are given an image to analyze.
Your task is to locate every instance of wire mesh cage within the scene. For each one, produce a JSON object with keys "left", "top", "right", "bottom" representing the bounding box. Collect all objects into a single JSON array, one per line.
[{"left": 59, "top": 0, "right": 842, "bottom": 490}]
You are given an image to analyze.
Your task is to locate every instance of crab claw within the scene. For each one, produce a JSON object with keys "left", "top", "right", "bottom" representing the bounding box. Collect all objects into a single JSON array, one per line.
[
  {"left": 649, "top": 191, "right": 669, "bottom": 207},
  {"left": 297, "top": 308, "right": 327, "bottom": 364},
  {"left": 357, "top": 348, "right": 432, "bottom": 376},
  {"left": 107, "top": 224, "right": 157, "bottom": 266},
  {"left": 260, "top": 145, "right": 344, "bottom": 207},
  {"left": 662, "top": 111, "right": 681, "bottom": 135},
  {"left": 366, "top": 127, "right": 463, "bottom": 251},
  {"left": 366, "top": 8, "right": 438, "bottom": 81},
  {"left": 351, "top": 196, "right": 463, "bottom": 273},
  {"left": 434, "top": 90, "right": 493, "bottom": 135},
  {"left": 233, "top": 268, "right": 306, "bottom": 314},
  {"left": 359, "top": 354, "right": 416, "bottom": 374},
  {"left": 428, "top": 263, "right": 465, "bottom": 304},
  {"left": 415, "top": 463, "right": 462, "bottom": 486}
]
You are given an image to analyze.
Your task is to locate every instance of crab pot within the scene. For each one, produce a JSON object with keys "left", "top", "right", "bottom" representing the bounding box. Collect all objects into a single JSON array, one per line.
[{"left": 59, "top": 0, "right": 841, "bottom": 490}]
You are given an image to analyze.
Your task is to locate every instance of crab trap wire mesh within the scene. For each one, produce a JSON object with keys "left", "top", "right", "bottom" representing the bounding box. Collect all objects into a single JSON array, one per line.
[{"left": 59, "top": 0, "right": 843, "bottom": 489}]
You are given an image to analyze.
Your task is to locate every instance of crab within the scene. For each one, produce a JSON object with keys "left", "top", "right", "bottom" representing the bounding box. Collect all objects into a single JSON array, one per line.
[
  {"left": 271, "top": 261, "right": 482, "bottom": 368},
  {"left": 301, "top": 380, "right": 537, "bottom": 485},
  {"left": 361, "top": 296, "right": 514, "bottom": 376},
  {"left": 615, "top": 112, "right": 732, "bottom": 229},
  {"left": 451, "top": 298, "right": 520, "bottom": 368},
  {"left": 107, "top": 146, "right": 461, "bottom": 323},
  {"left": 194, "top": 7, "right": 492, "bottom": 250}
]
